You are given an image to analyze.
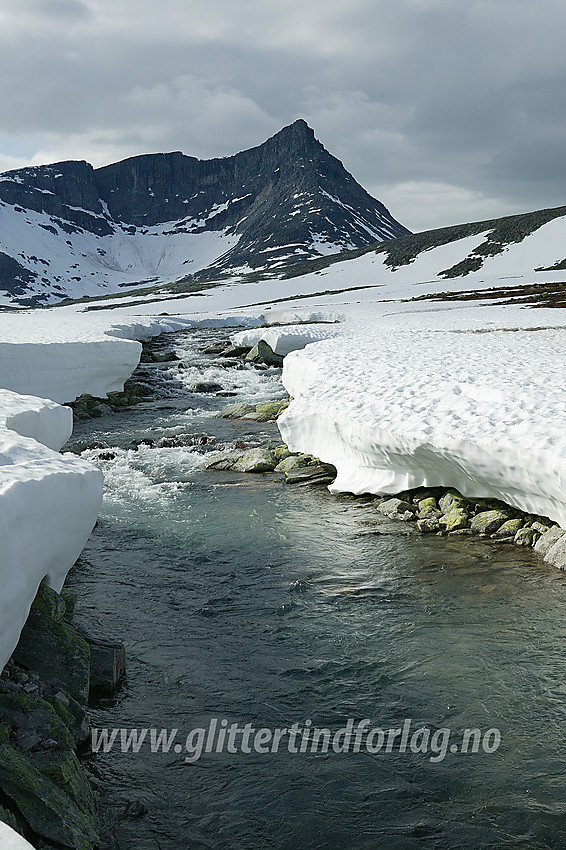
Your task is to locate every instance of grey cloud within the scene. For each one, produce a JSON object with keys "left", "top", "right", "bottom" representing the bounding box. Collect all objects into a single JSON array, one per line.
[{"left": 1, "top": 0, "right": 566, "bottom": 230}]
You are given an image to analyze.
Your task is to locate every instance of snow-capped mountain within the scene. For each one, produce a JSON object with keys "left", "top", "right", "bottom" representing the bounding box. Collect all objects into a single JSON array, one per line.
[{"left": 0, "top": 120, "right": 409, "bottom": 306}]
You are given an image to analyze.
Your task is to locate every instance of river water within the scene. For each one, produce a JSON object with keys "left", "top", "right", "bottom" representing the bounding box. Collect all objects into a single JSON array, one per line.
[{"left": 66, "top": 329, "right": 566, "bottom": 850}]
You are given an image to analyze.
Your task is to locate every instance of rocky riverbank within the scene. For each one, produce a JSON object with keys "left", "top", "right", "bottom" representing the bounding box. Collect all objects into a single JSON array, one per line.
[
  {"left": 0, "top": 581, "right": 125, "bottom": 850},
  {"left": 207, "top": 394, "right": 566, "bottom": 571}
]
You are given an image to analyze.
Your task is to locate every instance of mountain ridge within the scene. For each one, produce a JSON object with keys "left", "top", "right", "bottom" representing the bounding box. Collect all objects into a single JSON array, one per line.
[{"left": 0, "top": 120, "right": 409, "bottom": 305}]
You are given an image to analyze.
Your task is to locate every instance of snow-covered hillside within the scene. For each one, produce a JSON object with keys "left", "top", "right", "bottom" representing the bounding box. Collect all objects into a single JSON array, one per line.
[
  {"left": 1, "top": 199, "right": 566, "bottom": 695},
  {"left": 0, "top": 120, "right": 408, "bottom": 305}
]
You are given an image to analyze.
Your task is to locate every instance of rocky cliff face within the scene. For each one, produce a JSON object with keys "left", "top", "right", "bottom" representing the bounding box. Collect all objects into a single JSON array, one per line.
[{"left": 0, "top": 121, "right": 409, "bottom": 305}]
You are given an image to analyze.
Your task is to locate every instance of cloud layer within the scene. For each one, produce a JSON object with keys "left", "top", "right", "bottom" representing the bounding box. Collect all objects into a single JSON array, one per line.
[{"left": 1, "top": 0, "right": 565, "bottom": 230}]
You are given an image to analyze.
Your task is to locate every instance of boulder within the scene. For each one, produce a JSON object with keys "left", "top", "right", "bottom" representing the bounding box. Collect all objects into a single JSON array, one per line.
[
  {"left": 514, "top": 527, "right": 540, "bottom": 547},
  {"left": 216, "top": 402, "right": 255, "bottom": 419},
  {"left": 275, "top": 454, "right": 316, "bottom": 473},
  {"left": 250, "top": 398, "right": 291, "bottom": 421},
  {"left": 284, "top": 463, "right": 337, "bottom": 485},
  {"left": 492, "top": 518, "right": 524, "bottom": 538},
  {"left": 439, "top": 508, "right": 469, "bottom": 532},
  {"left": 233, "top": 449, "right": 278, "bottom": 473},
  {"left": 417, "top": 517, "right": 441, "bottom": 533},
  {"left": 534, "top": 526, "right": 565, "bottom": 557},
  {"left": 12, "top": 593, "right": 90, "bottom": 705},
  {"left": 0, "top": 726, "right": 98, "bottom": 850},
  {"left": 417, "top": 496, "right": 440, "bottom": 518},
  {"left": 544, "top": 534, "right": 566, "bottom": 570},
  {"left": 438, "top": 490, "right": 469, "bottom": 513},
  {"left": 188, "top": 382, "right": 222, "bottom": 393},
  {"left": 245, "top": 340, "right": 284, "bottom": 367},
  {"left": 378, "top": 498, "right": 415, "bottom": 520},
  {"left": 203, "top": 449, "right": 243, "bottom": 470},
  {"left": 470, "top": 510, "right": 509, "bottom": 535}
]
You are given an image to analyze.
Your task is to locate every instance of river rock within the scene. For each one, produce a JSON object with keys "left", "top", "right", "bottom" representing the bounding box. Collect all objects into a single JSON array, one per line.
[
  {"left": 247, "top": 398, "right": 291, "bottom": 421},
  {"left": 219, "top": 344, "right": 252, "bottom": 358},
  {"left": 438, "top": 490, "right": 469, "bottom": 513},
  {"left": 544, "top": 533, "right": 566, "bottom": 570},
  {"left": 439, "top": 507, "right": 469, "bottom": 532},
  {"left": 514, "top": 527, "right": 540, "bottom": 547},
  {"left": 12, "top": 590, "right": 90, "bottom": 705},
  {"left": 188, "top": 382, "right": 222, "bottom": 393},
  {"left": 417, "top": 517, "right": 441, "bottom": 533},
  {"left": 245, "top": 340, "right": 284, "bottom": 367},
  {"left": 378, "top": 498, "right": 415, "bottom": 520},
  {"left": 534, "top": 526, "right": 565, "bottom": 557},
  {"left": 0, "top": 726, "right": 98, "bottom": 850},
  {"left": 203, "top": 449, "right": 243, "bottom": 470},
  {"left": 470, "top": 510, "right": 509, "bottom": 535},
  {"left": 216, "top": 402, "right": 255, "bottom": 419},
  {"left": 417, "top": 496, "right": 440, "bottom": 518},
  {"left": 284, "top": 463, "right": 336, "bottom": 485},
  {"left": 233, "top": 449, "right": 278, "bottom": 473},
  {"left": 275, "top": 454, "right": 315, "bottom": 473},
  {"left": 492, "top": 518, "right": 524, "bottom": 538}
]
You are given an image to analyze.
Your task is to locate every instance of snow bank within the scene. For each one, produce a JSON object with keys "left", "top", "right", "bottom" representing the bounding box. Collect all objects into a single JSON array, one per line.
[
  {"left": 231, "top": 323, "right": 342, "bottom": 356},
  {"left": 278, "top": 317, "right": 566, "bottom": 528},
  {"left": 0, "top": 822, "right": 36, "bottom": 849},
  {"left": 0, "top": 389, "right": 102, "bottom": 672}
]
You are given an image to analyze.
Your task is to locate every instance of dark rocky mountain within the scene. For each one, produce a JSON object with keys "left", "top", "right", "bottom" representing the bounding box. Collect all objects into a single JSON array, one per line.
[{"left": 0, "top": 120, "right": 409, "bottom": 305}]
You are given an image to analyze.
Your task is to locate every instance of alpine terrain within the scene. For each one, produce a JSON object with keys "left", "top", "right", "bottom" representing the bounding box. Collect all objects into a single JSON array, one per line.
[{"left": 0, "top": 120, "right": 409, "bottom": 306}]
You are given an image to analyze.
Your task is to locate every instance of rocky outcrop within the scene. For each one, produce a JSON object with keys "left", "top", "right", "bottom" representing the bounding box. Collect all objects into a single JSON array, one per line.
[{"left": 0, "top": 583, "right": 125, "bottom": 849}]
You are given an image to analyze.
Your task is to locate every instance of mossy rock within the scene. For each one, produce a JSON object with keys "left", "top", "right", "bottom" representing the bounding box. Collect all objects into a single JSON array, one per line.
[
  {"left": 493, "top": 518, "right": 524, "bottom": 538},
  {"left": 514, "top": 527, "right": 540, "bottom": 547},
  {"left": 13, "top": 608, "right": 90, "bottom": 705},
  {"left": 470, "top": 510, "right": 510, "bottom": 535},
  {"left": 32, "top": 749, "right": 95, "bottom": 816},
  {"left": 439, "top": 508, "right": 470, "bottom": 532},
  {"left": 284, "top": 463, "right": 337, "bottom": 485},
  {"left": 30, "top": 583, "right": 66, "bottom": 623},
  {"left": 233, "top": 449, "right": 278, "bottom": 473},
  {"left": 245, "top": 340, "right": 284, "bottom": 367},
  {"left": 417, "top": 517, "right": 441, "bottom": 533},
  {"left": 438, "top": 490, "right": 469, "bottom": 513},
  {"left": 272, "top": 445, "right": 292, "bottom": 462},
  {"left": 0, "top": 804, "right": 21, "bottom": 833},
  {"left": 252, "top": 398, "right": 291, "bottom": 421},
  {"left": 275, "top": 454, "right": 317, "bottom": 473},
  {"left": 0, "top": 727, "right": 98, "bottom": 849},
  {"left": 417, "top": 496, "right": 440, "bottom": 517},
  {"left": 0, "top": 693, "right": 74, "bottom": 751}
]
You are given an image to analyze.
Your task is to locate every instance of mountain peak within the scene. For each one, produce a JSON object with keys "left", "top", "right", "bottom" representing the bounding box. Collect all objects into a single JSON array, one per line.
[{"left": 0, "top": 123, "right": 409, "bottom": 305}]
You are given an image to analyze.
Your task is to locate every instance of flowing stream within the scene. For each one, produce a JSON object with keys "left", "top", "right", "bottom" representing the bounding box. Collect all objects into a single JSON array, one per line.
[{"left": 66, "top": 328, "right": 566, "bottom": 850}]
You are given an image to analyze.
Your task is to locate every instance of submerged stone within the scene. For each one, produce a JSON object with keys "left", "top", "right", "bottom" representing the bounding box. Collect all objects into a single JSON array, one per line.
[{"left": 216, "top": 402, "right": 255, "bottom": 419}]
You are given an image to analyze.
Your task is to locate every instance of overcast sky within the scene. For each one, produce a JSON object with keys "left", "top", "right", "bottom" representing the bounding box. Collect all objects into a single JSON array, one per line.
[{"left": 1, "top": 0, "right": 565, "bottom": 231}]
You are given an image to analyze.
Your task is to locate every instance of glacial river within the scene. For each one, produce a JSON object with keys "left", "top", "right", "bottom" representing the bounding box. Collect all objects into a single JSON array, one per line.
[{"left": 67, "top": 328, "right": 566, "bottom": 850}]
